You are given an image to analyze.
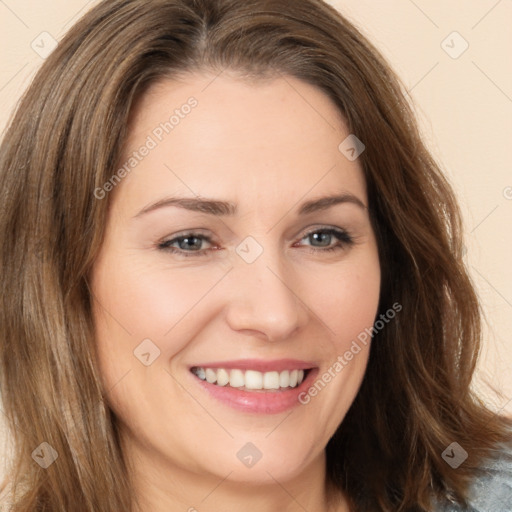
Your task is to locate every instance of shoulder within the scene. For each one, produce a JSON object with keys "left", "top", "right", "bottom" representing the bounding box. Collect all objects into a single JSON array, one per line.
[{"left": 434, "top": 440, "right": 512, "bottom": 511}]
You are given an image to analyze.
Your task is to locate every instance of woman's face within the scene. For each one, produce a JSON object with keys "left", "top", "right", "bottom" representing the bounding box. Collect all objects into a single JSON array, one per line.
[{"left": 90, "top": 72, "right": 380, "bottom": 488}]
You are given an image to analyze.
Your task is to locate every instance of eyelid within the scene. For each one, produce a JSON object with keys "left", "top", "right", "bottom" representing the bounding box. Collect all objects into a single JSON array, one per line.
[
  {"left": 297, "top": 224, "right": 347, "bottom": 238},
  {"left": 158, "top": 230, "right": 216, "bottom": 250}
]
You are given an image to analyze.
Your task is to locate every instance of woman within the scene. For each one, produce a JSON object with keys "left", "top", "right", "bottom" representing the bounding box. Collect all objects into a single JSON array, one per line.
[{"left": 0, "top": 0, "right": 511, "bottom": 510}]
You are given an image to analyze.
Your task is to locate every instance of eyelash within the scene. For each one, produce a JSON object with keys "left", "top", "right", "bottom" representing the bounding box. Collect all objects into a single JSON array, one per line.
[{"left": 157, "top": 227, "right": 355, "bottom": 258}]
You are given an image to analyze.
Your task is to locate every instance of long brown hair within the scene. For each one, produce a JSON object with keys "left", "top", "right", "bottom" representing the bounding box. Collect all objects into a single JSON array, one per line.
[{"left": 1, "top": 1, "right": 510, "bottom": 510}]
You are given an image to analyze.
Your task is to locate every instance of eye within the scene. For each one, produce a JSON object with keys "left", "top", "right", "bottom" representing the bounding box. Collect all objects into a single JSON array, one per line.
[
  {"left": 158, "top": 232, "right": 214, "bottom": 257},
  {"left": 296, "top": 227, "right": 354, "bottom": 253}
]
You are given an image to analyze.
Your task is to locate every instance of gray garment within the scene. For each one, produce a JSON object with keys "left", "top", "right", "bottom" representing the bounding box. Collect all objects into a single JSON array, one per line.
[{"left": 434, "top": 441, "right": 512, "bottom": 511}]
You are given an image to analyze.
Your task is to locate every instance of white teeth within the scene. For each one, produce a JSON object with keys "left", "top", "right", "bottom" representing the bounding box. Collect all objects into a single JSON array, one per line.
[
  {"left": 263, "top": 371, "right": 280, "bottom": 389},
  {"left": 229, "top": 369, "right": 244, "bottom": 388},
  {"left": 216, "top": 368, "right": 230, "bottom": 386},
  {"left": 245, "top": 370, "right": 263, "bottom": 390},
  {"left": 192, "top": 367, "right": 307, "bottom": 390},
  {"left": 205, "top": 368, "right": 217, "bottom": 384}
]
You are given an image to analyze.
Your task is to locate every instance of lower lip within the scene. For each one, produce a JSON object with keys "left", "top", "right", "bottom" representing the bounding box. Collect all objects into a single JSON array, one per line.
[{"left": 190, "top": 368, "right": 319, "bottom": 414}]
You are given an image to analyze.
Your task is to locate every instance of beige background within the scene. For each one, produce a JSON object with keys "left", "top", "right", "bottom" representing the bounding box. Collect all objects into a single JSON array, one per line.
[{"left": 1, "top": 0, "right": 511, "bottom": 480}]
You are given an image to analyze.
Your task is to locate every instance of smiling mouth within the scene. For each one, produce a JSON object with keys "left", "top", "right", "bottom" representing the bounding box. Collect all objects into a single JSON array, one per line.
[{"left": 190, "top": 367, "right": 311, "bottom": 391}]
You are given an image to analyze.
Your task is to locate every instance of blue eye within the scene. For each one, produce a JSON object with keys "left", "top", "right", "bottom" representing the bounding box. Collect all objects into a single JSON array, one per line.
[
  {"left": 297, "top": 227, "right": 354, "bottom": 253},
  {"left": 157, "top": 227, "right": 354, "bottom": 258},
  {"left": 158, "top": 233, "right": 213, "bottom": 257}
]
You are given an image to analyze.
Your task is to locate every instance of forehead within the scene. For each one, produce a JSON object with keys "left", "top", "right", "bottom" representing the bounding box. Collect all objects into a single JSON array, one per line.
[{"left": 115, "top": 72, "right": 367, "bottom": 212}]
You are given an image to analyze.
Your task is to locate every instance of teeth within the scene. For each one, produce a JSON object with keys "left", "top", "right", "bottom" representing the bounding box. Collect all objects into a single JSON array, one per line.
[
  {"left": 245, "top": 370, "right": 263, "bottom": 390},
  {"left": 192, "top": 367, "right": 307, "bottom": 390},
  {"left": 216, "top": 368, "right": 230, "bottom": 386},
  {"left": 263, "top": 371, "right": 280, "bottom": 390},
  {"left": 230, "top": 369, "right": 244, "bottom": 388},
  {"left": 205, "top": 368, "right": 217, "bottom": 384}
]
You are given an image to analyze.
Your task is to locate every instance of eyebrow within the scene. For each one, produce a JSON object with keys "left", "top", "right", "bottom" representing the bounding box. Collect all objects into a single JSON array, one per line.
[{"left": 134, "top": 193, "right": 367, "bottom": 218}]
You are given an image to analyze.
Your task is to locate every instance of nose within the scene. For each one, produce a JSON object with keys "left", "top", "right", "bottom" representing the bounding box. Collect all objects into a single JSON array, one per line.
[{"left": 224, "top": 248, "right": 308, "bottom": 342}]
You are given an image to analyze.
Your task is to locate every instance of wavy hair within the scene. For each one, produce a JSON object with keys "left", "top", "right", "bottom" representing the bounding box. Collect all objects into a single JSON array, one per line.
[{"left": 0, "top": 0, "right": 510, "bottom": 510}]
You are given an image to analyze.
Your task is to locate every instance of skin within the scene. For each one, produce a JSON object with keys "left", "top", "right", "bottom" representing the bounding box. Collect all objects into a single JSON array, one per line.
[{"left": 90, "top": 71, "right": 381, "bottom": 512}]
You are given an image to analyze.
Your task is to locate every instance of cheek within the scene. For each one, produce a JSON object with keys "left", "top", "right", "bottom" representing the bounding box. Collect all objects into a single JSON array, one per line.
[
  {"left": 92, "top": 253, "right": 228, "bottom": 343},
  {"left": 307, "top": 254, "right": 381, "bottom": 350},
  {"left": 89, "top": 253, "right": 234, "bottom": 403},
  {"left": 295, "top": 257, "right": 380, "bottom": 436}
]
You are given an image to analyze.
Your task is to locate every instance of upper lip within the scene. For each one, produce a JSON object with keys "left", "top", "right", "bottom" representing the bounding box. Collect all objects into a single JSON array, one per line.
[{"left": 190, "top": 358, "right": 317, "bottom": 373}]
